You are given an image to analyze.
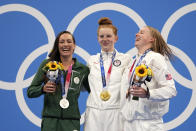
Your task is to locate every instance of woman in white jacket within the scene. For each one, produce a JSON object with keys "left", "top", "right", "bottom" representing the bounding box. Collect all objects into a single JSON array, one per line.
[
  {"left": 84, "top": 17, "right": 131, "bottom": 131},
  {"left": 120, "top": 26, "right": 177, "bottom": 131}
]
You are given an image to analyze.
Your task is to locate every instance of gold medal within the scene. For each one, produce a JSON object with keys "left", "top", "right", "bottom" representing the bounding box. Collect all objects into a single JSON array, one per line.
[{"left": 100, "top": 90, "right": 111, "bottom": 101}]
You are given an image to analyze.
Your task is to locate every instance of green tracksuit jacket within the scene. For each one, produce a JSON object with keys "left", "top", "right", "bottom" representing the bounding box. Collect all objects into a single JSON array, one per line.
[{"left": 27, "top": 58, "right": 90, "bottom": 131}]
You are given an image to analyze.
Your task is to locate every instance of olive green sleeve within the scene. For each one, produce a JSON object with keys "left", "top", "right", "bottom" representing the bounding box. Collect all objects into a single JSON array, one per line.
[
  {"left": 82, "top": 67, "right": 90, "bottom": 93},
  {"left": 27, "top": 59, "right": 48, "bottom": 98}
]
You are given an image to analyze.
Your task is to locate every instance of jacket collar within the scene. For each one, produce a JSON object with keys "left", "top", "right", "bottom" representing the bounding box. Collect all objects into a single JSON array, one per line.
[
  {"left": 72, "top": 58, "right": 82, "bottom": 69},
  {"left": 100, "top": 49, "right": 118, "bottom": 58}
]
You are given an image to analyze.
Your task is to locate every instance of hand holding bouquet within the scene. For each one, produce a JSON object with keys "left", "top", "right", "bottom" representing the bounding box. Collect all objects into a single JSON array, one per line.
[{"left": 131, "top": 64, "right": 153, "bottom": 100}]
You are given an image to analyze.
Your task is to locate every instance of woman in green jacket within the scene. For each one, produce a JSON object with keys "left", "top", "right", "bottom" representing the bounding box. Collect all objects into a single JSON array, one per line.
[{"left": 27, "top": 31, "right": 90, "bottom": 131}]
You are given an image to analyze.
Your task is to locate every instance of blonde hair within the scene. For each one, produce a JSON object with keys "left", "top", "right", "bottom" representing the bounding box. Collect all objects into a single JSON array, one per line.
[
  {"left": 97, "top": 17, "right": 118, "bottom": 36},
  {"left": 147, "top": 26, "right": 173, "bottom": 60}
]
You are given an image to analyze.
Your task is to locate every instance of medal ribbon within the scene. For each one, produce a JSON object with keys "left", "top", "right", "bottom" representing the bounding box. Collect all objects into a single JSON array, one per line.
[
  {"left": 61, "top": 63, "right": 73, "bottom": 99},
  {"left": 128, "top": 59, "right": 136, "bottom": 83},
  {"left": 100, "top": 50, "right": 116, "bottom": 89},
  {"left": 128, "top": 49, "right": 151, "bottom": 86}
]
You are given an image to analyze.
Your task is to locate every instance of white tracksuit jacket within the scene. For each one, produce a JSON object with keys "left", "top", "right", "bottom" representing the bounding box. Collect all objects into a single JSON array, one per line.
[
  {"left": 120, "top": 51, "right": 177, "bottom": 131},
  {"left": 84, "top": 49, "right": 131, "bottom": 131}
]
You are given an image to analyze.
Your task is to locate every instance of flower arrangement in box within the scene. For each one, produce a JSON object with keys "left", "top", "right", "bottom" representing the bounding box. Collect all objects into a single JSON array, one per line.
[
  {"left": 132, "top": 64, "right": 153, "bottom": 100},
  {"left": 42, "top": 61, "right": 64, "bottom": 83}
]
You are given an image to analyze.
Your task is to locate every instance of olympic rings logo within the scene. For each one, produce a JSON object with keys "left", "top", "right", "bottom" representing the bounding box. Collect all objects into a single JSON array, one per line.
[{"left": 0, "top": 2, "right": 196, "bottom": 130}]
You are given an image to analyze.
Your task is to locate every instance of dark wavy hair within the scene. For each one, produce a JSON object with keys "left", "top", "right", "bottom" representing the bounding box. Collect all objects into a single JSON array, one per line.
[{"left": 48, "top": 31, "right": 76, "bottom": 61}]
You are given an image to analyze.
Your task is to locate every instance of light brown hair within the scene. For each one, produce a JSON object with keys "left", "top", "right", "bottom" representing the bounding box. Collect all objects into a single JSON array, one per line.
[{"left": 147, "top": 26, "right": 173, "bottom": 60}]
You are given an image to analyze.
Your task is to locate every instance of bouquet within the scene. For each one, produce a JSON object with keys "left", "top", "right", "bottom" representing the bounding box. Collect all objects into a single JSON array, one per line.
[
  {"left": 132, "top": 64, "right": 153, "bottom": 100},
  {"left": 42, "top": 61, "right": 64, "bottom": 83}
]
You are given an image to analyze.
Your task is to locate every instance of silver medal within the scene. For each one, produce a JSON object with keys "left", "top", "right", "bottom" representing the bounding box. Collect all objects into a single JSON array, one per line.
[{"left": 59, "top": 98, "right": 69, "bottom": 109}]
